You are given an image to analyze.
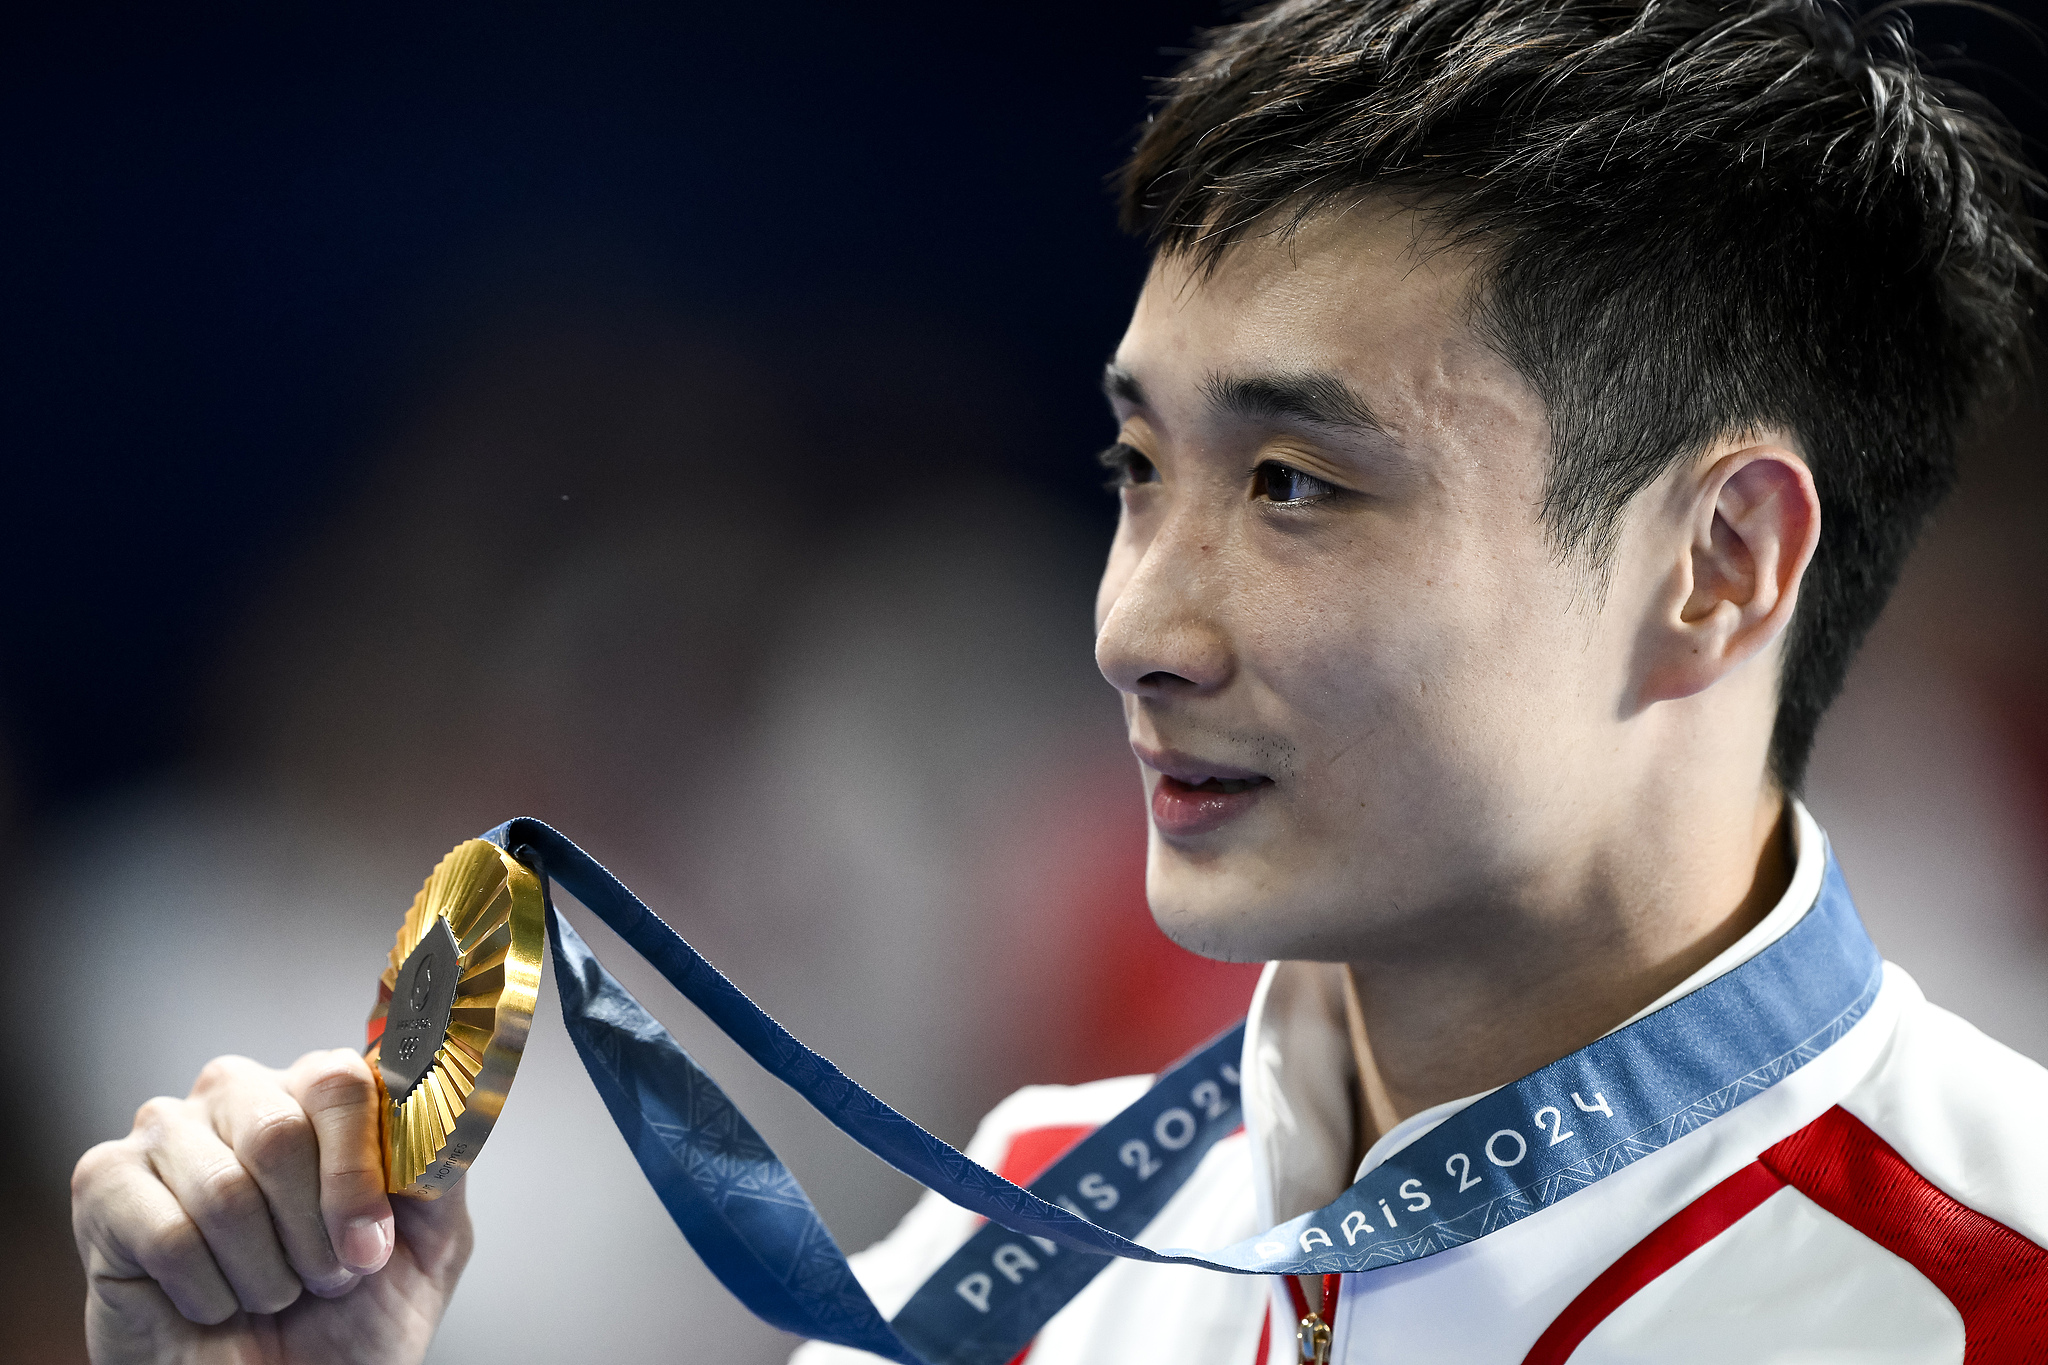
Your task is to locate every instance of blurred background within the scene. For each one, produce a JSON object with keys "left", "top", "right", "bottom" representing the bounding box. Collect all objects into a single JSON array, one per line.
[{"left": 1, "top": 3, "right": 2043, "bottom": 1361}]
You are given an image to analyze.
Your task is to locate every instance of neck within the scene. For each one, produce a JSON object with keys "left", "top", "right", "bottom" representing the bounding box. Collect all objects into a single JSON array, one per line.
[{"left": 1341, "top": 791, "right": 1793, "bottom": 1149}]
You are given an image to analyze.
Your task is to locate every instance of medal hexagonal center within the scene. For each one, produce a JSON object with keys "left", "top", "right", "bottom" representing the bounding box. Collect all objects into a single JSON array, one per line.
[{"left": 381, "top": 915, "right": 461, "bottom": 1100}]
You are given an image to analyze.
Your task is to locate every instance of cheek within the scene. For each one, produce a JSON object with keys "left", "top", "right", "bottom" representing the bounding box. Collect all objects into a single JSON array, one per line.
[
  {"left": 1252, "top": 542, "right": 1562, "bottom": 812},
  {"left": 1239, "top": 525, "right": 1461, "bottom": 708}
]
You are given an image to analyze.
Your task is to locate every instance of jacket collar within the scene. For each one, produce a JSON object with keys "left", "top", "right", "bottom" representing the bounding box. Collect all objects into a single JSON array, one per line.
[{"left": 1240, "top": 800, "right": 1829, "bottom": 1228}]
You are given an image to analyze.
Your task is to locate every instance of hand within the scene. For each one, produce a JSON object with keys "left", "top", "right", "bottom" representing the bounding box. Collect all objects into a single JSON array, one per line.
[{"left": 72, "top": 1049, "right": 473, "bottom": 1364}]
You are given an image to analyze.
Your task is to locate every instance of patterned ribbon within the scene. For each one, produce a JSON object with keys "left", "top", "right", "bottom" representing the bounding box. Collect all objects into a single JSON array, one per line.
[{"left": 484, "top": 817, "right": 1882, "bottom": 1365}]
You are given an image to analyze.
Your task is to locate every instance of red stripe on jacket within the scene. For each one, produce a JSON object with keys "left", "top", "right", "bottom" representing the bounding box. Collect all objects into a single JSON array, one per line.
[{"left": 1525, "top": 1105, "right": 2048, "bottom": 1364}]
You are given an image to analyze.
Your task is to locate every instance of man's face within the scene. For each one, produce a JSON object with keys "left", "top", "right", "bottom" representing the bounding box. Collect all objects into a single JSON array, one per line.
[{"left": 1096, "top": 206, "right": 1641, "bottom": 964}]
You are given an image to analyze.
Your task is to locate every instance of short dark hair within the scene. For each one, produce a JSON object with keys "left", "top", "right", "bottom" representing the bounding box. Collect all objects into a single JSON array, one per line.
[{"left": 1120, "top": 0, "right": 2043, "bottom": 790}]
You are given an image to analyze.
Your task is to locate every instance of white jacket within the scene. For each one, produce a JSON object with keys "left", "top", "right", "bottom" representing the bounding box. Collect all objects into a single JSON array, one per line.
[{"left": 795, "top": 803, "right": 2048, "bottom": 1363}]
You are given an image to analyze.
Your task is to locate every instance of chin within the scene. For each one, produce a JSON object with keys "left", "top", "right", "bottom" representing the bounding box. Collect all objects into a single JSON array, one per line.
[
  {"left": 1144, "top": 856, "right": 1320, "bottom": 964},
  {"left": 1149, "top": 902, "right": 1282, "bottom": 963},
  {"left": 1145, "top": 836, "right": 1438, "bottom": 964}
]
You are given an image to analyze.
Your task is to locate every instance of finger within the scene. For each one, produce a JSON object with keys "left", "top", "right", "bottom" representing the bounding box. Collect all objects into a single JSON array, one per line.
[
  {"left": 284, "top": 1048, "right": 394, "bottom": 1276},
  {"left": 192, "top": 1054, "right": 355, "bottom": 1296},
  {"left": 133, "top": 1093, "right": 305, "bottom": 1315},
  {"left": 73, "top": 1134, "right": 240, "bottom": 1326},
  {"left": 86, "top": 1273, "right": 210, "bottom": 1362}
]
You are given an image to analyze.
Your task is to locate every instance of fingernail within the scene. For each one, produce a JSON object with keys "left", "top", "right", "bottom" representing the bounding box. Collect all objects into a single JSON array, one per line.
[{"left": 341, "top": 1215, "right": 393, "bottom": 1272}]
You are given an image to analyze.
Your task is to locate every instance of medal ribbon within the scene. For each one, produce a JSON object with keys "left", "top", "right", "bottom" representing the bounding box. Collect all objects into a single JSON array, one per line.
[{"left": 485, "top": 817, "right": 1882, "bottom": 1365}]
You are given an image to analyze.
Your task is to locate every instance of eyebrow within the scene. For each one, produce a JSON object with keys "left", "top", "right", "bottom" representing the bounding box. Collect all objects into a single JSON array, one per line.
[
  {"left": 1101, "top": 360, "right": 1145, "bottom": 407},
  {"left": 1103, "top": 360, "right": 1388, "bottom": 440},
  {"left": 1201, "top": 370, "right": 1386, "bottom": 435}
]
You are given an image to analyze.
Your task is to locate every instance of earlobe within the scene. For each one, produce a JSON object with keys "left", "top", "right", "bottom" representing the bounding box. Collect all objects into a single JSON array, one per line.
[{"left": 1642, "top": 442, "right": 1820, "bottom": 704}]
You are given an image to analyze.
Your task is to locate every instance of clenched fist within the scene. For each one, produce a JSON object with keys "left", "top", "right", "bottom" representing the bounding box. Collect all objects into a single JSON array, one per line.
[{"left": 71, "top": 1049, "right": 472, "bottom": 1364}]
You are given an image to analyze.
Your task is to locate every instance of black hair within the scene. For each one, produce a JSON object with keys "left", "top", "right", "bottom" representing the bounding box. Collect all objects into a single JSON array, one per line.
[{"left": 1120, "top": 0, "right": 2043, "bottom": 789}]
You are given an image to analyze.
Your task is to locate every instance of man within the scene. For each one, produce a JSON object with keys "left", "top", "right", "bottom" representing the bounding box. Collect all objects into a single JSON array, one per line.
[{"left": 70, "top": 0, "right": 2046, "bottom": 1361}]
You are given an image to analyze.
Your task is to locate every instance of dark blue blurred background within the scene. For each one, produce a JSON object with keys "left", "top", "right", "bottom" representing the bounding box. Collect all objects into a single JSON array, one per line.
[{"left": 3, "top": 1, "right": 1232, "bottom": 817}]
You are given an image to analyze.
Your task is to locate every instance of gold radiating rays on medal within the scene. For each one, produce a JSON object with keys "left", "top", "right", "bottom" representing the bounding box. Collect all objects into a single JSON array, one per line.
[{"left": 367, "top": 838, "right": 544, "bottom": 1198}]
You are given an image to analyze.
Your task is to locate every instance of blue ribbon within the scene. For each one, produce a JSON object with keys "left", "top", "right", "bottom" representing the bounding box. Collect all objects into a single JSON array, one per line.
[{"left": 486, "top": 817, "right": 1882, "bottom": 1363}]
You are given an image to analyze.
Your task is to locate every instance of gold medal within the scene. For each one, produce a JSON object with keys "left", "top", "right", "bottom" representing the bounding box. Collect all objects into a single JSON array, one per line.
[{"left": 366, "top": 838, "right": 544, "bottom": 1197}]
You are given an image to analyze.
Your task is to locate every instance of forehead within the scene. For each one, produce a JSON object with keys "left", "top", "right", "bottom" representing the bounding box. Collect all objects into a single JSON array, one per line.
[{"left": 1114, "top": 205, "right": 1528, "bottom": 440}]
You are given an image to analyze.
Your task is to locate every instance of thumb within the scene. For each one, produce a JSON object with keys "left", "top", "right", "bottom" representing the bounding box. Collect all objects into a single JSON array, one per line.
[{"left": 285, "top": 1049, "right": 395, "bottom": 1276}]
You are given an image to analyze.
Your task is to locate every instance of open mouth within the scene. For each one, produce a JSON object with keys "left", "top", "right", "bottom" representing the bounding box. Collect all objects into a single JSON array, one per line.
[
  {"left": 1148, "top": 765, "right": 1273, "bottom": 838},
  {"left": 1130, "top": 744, "right": 1275, "bottom": 839},
  {"left": 1161, "top": 774, "right": 1268, "bottom": 796}
]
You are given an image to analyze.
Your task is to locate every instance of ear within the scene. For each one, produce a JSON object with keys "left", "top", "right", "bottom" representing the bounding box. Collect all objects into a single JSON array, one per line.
[{"left": 1639, "top": 441, "right": 1821, "bottom": 704}]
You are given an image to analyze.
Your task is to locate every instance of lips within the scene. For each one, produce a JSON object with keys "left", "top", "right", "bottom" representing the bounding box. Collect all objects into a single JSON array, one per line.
[{"left": 1135, "top": 745, "right": 1272, "bottom": 839}]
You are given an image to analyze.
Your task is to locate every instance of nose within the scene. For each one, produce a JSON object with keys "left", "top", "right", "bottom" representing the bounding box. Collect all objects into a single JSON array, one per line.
[{"left": 1095, "top": 520, "right": 1235, "bottom": 699}]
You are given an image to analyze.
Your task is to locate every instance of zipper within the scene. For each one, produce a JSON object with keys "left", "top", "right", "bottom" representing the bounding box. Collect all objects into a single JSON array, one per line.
[{"left": 1284, "top": 1273, "right": 1343, "bottom": 1364}]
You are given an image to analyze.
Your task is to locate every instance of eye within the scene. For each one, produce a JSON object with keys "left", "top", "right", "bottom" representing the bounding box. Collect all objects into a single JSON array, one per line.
[
  {"left": 1252, "top": 460, "right": 1335, "bottom": 505},
  {"left": 1099, "top": 441, "right": 1158, "bottom": 490}
]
